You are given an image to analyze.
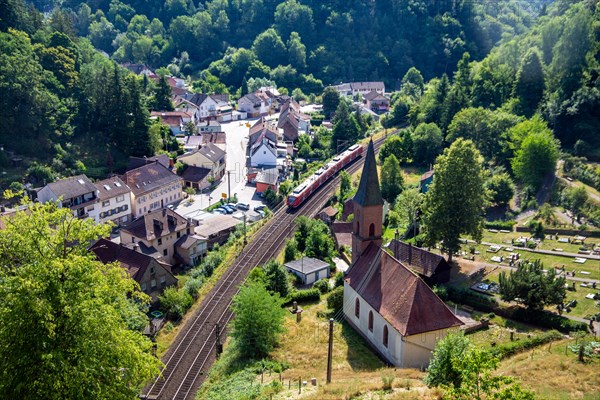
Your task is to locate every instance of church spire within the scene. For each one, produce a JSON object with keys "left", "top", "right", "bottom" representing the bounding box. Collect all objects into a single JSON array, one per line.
[
  {"left": 351, "top": 139, "right": 383, "bottom": 264},
  {"left": 354, "top": 139, "right": 383, "bottom": 207}
]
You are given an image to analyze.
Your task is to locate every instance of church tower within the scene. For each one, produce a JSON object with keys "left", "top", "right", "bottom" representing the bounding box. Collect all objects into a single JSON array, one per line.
[{"left": 352, "top": 139, "right": 384, "bottom": 264}]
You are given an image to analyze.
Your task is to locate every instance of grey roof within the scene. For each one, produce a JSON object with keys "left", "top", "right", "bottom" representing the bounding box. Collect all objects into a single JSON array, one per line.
[
  {"left": 181, "top": 93, "right": 208, "bottom": 107},
  {"left": 284, "top": 257, "right": 329, "bottom": 275},
  {"left": 197, "top": 143, "right": 225, "bottom": 163},
  {"left": 350, "top": 81, "right": 385, "bottom": 91},
  {"left": 123, "top": 162, "right": 181, "bottom": 196},
  {"left": 46, "top": 175, "right": 96, "bottom": 199},
  {"left": 256, "top": 168, "right": 279, "bottom": 185},
  {"left": 241, "top": 93, "right": 261, "bottom": 104},
  {"left": 127, "top": 155, "right": 170, "bottom": 171},
  {"left": 353, "top": 140, "right": 383, "bottom": 207},
  {"left": 94, "top": 177, "right": 131, "bottom": 201},
  {"left": 180, "top": 165, "right": 211, "bottom": 183}
]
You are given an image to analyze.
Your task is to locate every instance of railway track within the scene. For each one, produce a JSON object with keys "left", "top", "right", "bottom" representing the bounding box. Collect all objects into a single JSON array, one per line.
[{"left": 142, "top": 135, "right": 387, "bottom": 400}]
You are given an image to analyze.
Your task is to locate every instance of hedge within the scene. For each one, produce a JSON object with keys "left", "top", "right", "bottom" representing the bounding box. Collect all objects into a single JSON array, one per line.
[
  {"left": 511, "top": 308, "right": 588, "bottom": 333},
  {"left": 489, "top": 330, "right": 563, "bottom": 359},
  {"left": 446, "top": 286, "right": 498, "bottom": 313},
  {"left": 284, "top": 288, "right": 321, "bottom": 305},
  {"left": 485, "top": 220, "right": 516, "bottom": 230}
]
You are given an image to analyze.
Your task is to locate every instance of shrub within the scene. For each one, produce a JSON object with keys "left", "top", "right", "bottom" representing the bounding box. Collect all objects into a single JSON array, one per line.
[
  {"left": 284, "top": 288, "right": 321, "bottom": 305},
  {"left": 432, "top": 285, "right": 448, "bottom": 301},
  {"left": 313, "top": 279, "right": 330, "bottom": 294},
  {"left": 381, "top": 373, "right": 395, "bottom": 391},
  {"left": 334, "top": 271, "right": 344, "bottom": 288},
  {"left": 485, "top": 220, "right": 516, "bottom": 230},
  {"left": 327, "top": 286, "right": 344, "bottom": 311},
  {"left": 159, "top": 287, "right": 194, "bottom": 320},
  {"left": 184, "top": 277, "right": 203, "bottom": 299}
]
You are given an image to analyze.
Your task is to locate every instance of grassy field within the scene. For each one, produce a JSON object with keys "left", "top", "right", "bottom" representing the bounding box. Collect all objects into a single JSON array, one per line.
[{"left": 496, "top": 338, "right": 600, "bottom": 400}]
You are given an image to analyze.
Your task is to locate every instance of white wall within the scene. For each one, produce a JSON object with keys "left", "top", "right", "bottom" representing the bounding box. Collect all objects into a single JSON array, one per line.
[
  {"left": 131, "top": 180, "right": 182, "bottom": 217},
  {"left": 343, "top": 282, "right": 455, "bottom": 369},
  {"left": 250, "top": 143, "right": 277, "bottom": 168},
  {"left": 96, "top": 193, "right": 133, "bottom": 225}
]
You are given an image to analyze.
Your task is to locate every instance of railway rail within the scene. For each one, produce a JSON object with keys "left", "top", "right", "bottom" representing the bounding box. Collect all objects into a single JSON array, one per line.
[{"left": 141, "top": 135, "right": 387, "bottom": 400}]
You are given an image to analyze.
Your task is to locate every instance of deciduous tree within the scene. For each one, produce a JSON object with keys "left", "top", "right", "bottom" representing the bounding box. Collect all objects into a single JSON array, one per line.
[
  {"left": 422, "top": 139, "right": 487, "bottom": 262},
  {"left": 380, "top": 154, "right": 404, "bottom": 204},
  {"left": 412, "top": 122, "right": 444, "bottom": 165},
  {"left": 0, "top": 201, "right": 160, "bottom": 399},
  {"left": 231, "top": 281, "right": 286, "bottom": 359}
]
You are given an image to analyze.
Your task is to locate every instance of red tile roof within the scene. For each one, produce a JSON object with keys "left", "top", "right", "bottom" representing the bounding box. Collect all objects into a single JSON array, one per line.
[{"left": 346, "top": 243, "right": 462, "bottom": 336}]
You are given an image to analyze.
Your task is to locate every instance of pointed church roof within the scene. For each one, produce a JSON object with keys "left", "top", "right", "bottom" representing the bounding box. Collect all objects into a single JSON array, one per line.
[
  {"left": 353, "top": 139, "right": 383, "bottom": 207},
  {"left": 346, "top": 243, "right": 463, "bottom": 336}
]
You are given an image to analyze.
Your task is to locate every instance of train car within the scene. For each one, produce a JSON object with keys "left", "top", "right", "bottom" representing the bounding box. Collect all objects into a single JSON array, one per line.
[{"left": 287, "top": 144, "right": 363, "bottom": 208}]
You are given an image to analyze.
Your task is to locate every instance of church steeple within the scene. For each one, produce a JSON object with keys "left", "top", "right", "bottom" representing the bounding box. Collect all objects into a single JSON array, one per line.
[{"left": 352, "top": 139, "right": 383, "bottom": 264}]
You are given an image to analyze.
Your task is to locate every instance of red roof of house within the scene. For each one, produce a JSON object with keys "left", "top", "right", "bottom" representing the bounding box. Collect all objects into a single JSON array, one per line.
[{"left": 346, "top": 243, "right": 462, "bottom": 336}]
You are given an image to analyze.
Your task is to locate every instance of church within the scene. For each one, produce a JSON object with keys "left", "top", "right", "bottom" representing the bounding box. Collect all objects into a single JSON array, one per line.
[{"left": 343, "top": 140, "right": 463, "bottom": 369}]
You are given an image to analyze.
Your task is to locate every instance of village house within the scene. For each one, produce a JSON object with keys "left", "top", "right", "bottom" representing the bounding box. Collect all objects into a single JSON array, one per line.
[
  {"left": 180, "top": 165, "right": 212, "bottom": 191},
  {"left": 119, "top": 208, "right": 203, "bottom": 266},
  {"left": 363, "top": 90, "right": 390, "bottom": 113},
  {"left": 238, "top": 92, "right": 271, "bottom": 117},
  {"left": 94, "top": 176, "right": 132, "bottom": 226},
  {"left": 174, "top": 97, "right": 199, "bottom": 122},
  {"left": 330, "top": 81, "right": 386, "bottom": 97},
  {"left": 343, "top": 140, "right": 462, "bottom": 368},
  {"left": 37, "top": 175, "right": 98, "bottom": 221},
  {"left": 277, "top": 98, "right": 311, "bottom": 142},
  {"left": 179, "top": 93, "right": 232, "bottom": 122},
  {"left": 122, "top": 161, "right": 183, "bottom": 217},
  {"left": 177, "top": 143, "right": 226, "bottom": 182},
  {"left": 90, "top": 238, "right": 178, "bottom": 302},
  {"left": 197, "top": 120, "right": 221, "bottom": 133},
  {"left": 389, "top": 239, "right": 452, "bottom": 285},
  {"left": 150, "top": 111, "right": 192, "bottom": 135},
  {"left": 284, "top": 257, "right": 330, "bottom": 285},
  {"left": 248, "top": 132, "right": 278, "bottom": 168},
  {"left": 194, "top": 214, "right": 240, "bottom": 248}
]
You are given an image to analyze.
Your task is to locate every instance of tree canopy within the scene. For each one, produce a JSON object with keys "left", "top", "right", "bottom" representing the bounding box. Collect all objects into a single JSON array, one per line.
[
  {"left": 0, "top": 201, "right": 160, "bottom": 399},
  {"left": 422, "top": 139, "right": 487, "bottom": 261}
]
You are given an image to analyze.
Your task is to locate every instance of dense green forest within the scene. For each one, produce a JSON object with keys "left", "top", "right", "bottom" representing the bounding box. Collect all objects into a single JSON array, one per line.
[
  {"left": 1, "top": 0, "right": 598, "bottom": 190},
  {"left": 8, "top": 0, "right": 545, "bottom": 93},
  {"left": 384, "top": 0, "right": 600, "bottom": 160}
]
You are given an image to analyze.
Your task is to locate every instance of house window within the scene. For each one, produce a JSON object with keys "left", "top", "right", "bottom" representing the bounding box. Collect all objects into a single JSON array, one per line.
[
  {"left": 177, "top": 232, "right": 181, "bottom": 238},
  {"left": 151, "top": 279, "right": 156, "bottom": 289},
  {"left": 369, "top": 223, "right": 375, "bottom": 237},
  {"left": 383, "top": 325, "right": 389, "bottom": 347},
  {"left": 160, "top": 276, "right": 166, "bottom": 287},
  {"left": 368, "top": 311, "right": 373, "bottom": 332},
  {"left": 163, "top": 249, "right": 168, "bottom": 256},
  {"left": 116, "top": 195, "right": 125, "bottom": 202},
  {"left": 141, "top": 283, "right": 147, "bottom": 292},
  {"left": 158, "top": 238, "right": 162, "bottom": 245},
  {"left": 150, "top": 267, "right": 155, "bottom": 275},
  {"left": 102, "top": 200, "right": 110, "bottom": 207},
  {"left": 355, "top": 298, "right": 360, "bottom": 318}
]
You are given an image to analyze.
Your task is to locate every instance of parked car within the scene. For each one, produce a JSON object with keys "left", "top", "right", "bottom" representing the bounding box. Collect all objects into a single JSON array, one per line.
[
  {"left": 213, "top": 209, "right": 226, "bottom": 215},
  {"left": 254, "top": 204, "right": 266, "bottom": 212},
  {"left": 256, "top": 210, "right": 265, "bottom": 218},
  {"left": 237, "top": 202, "right": 250, "bottom": 211},
  {"left": 221, "top": 205, "right": 234, "bottom": 214}
]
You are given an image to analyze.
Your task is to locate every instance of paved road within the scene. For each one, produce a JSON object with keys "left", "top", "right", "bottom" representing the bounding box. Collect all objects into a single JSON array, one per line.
[{"left": 172, "top": 116, "right": 281, "bottom": 218}]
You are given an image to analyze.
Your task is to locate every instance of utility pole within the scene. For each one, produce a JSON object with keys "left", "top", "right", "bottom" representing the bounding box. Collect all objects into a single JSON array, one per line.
[
  {"left": 326, "top": 318, "right": 334, "bottom": 384},
  {"left": 215, "top": 323, "right": 222, "bottom": 358},
  {"left": 227, "top": 170, "right": 231, "bottom": 201},
  {"left": 243, "top": 212, "right": 247, "bottom": 245}
]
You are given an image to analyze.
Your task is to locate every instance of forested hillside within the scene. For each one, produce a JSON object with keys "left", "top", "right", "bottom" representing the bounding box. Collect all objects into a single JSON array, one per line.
[
  {"left": 10, "top": 0, "right": 544, "bottom": 93},
  {"left": 388, "top": 0, "right": 600, "bottom": 159}
]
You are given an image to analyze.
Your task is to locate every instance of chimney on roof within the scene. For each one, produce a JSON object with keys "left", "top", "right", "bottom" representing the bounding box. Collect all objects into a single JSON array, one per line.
[{"left": 133, "top": 244, "right": 139, "bottom": 252}]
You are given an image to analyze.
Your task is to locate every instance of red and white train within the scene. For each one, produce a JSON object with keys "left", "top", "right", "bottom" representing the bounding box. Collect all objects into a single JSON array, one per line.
[{"left": 287, "top": 144, "right": 363, "bottom": 208}]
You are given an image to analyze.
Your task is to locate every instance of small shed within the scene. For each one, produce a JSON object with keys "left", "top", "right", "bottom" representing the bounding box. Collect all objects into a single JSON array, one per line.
[
  {"left": 419, "top": 170, "right": 434, "bottom": 193},
  {"left": 284, "top": 257, "right": 330, "bottom": 285},
  {"left": 256, "top": 168, "right": 279, "bottom": 194}
]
